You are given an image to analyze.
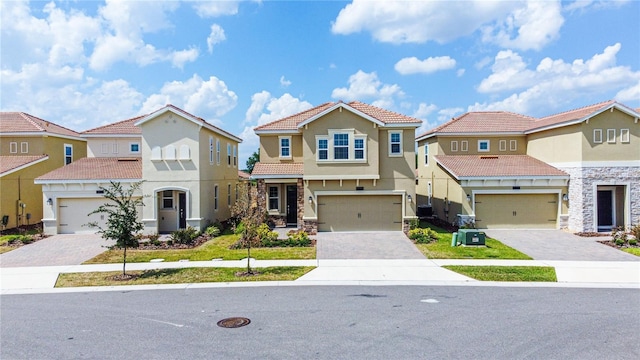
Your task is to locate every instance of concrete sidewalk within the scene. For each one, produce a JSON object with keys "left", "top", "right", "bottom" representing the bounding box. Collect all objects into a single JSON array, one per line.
[{"left": 2, "top": 258, "right": 638, "bottom": 294}]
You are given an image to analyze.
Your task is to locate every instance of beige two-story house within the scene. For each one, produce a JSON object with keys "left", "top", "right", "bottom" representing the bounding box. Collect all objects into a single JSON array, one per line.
[
  {"left": 252, "top": 101, "right": 421, "bottom": 234},
  {"left": 416, "top": 100, "right": 639, "bottom": 233},
  {"left": 0, "top": 112, "right": 86, "bottom": 230}
]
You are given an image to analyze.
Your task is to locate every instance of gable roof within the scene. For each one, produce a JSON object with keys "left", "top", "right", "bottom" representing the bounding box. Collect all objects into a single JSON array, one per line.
[
  {"left": 435, "top": 155, "right": 568, "bottom": 179},
  {"left": 250, "top": 162, "right": 303, "bottom": 179},
  {"left": 82, "top": 115, "right": 144, "bottom": 136},
  {"left": 35, "top": 157, "right": 142, "bottom": 183},
  {"left": 526, "top": 100, "right": 639, "bottom": 133},
  {"left": 255, "top": 101, "right": 421, "bottom": 133},
  {"left": 0, "top": 155, "right": 49, "bottom": 177},
  {"left": 0, "top": 112, "right": 84, "bottom": 140},
  {"left": 134, "top": 104, "right": 242, "bottom": 143}
]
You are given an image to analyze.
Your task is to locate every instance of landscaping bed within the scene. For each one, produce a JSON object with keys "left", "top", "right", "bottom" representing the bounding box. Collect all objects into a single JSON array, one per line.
[{"left": 0, "top": 227, "right": 48, "bottom": 254}]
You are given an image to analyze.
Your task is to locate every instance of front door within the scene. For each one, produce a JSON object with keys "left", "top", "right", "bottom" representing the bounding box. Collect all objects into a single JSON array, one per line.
[
  {"left": 179, "top": 192, "right": 187, "bottom": 229},
  {"left": 286, "top": 185, "right": 297, "bottom": 225},
  {"left": 597, "top": 190, "right": 613, "bottom": 231}
]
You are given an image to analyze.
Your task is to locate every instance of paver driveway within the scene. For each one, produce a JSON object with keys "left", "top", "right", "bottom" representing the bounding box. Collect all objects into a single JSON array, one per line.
[
  {"left": 483, "top": 229, "right": 639, "bottom": 261},
  {"left": 316, "top": 231, "right": 426, "bottom": 259},
  {"left": 0, "top": 234, "right": 113, "bottom": 267}
]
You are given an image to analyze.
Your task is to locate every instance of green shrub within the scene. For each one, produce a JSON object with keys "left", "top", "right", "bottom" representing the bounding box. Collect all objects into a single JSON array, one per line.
[
  {"left": 234, "top": 221, "right": 246, "bottom": 236},
  {"left": 204, "top": 225, "right": 220, "bottom": 238},
  {"left": 611, "top": 226, "right": 628, "bottom": 246},
  {"left": 257, "top": 223, "right": 278, "bottom": 244},
  {"left": 408, "top": 218, "right": 419, "bottom": 230},
  {"left": 171, "top": 227, "right": 199, "bottom": 245},
  {"left": 630, "top": 224, "right": 640, "bottom": 241},
  {"left": 408, "top": 228, "right": 438, "bottom": 244},
  {"left": 629, "top": 238, "right": 638, "bottom": 246},
  {"left": 1, "top": 235, "right": 34, "bottom": 245}
]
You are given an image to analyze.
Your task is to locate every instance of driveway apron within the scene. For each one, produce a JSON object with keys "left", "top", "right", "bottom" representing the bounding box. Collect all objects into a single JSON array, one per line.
[
  {"left": 0, "top": 234, "right": 113, "bottom": 267},
  {"left": 316, "top": 231, "right": 426, "bottom": 259},
  {"left": 483, "top": 229, "right": 639, "bottom": 261}
]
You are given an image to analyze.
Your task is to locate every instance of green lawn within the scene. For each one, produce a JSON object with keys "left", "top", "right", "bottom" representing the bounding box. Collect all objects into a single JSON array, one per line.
[
  {"left": 414, "top": 221, "right": 532, "bottom": 259},
  {"left": 444, "top": 265, "right": 557, "bottom": 282},
  {"left": 56, "top": 266, "right": 315, "bottom": 287},
  {"left": 84, "top": 234, "right": 316, "bottom": 264},
  {"left": 623, "top": 248, "right": 640, "bottom": 256}
]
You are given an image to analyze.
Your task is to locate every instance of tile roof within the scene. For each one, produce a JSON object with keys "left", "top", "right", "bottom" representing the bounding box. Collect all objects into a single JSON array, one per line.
[
  {"left": 417, "top": 111, "right": 535, "bottom": 139},
  {"left": 36, "top": 157, "right": 142, "bottom": 181},
  {"left": 0, "top": 155, "right": 48, "bottom": 175},
  {"left": 0, "top": 112, "right": 82, "bottom": 138},
  {"left": 435, "top": 155, "right": 568, "bottom": 178},
  {"left": 251, "top": 162, "right": 304, "bottom": 176},
  {"left": 528, "top": 100, "right": 616, "bottom": 131},
  {"left": 254, "top": 101, "right": 421, "bottom": 131},
  {"left": 238, "top": 170, "right": 251, "bottom": 179},
  {"left": 82, "top": 115, "right": 144, "bottom": 135}
]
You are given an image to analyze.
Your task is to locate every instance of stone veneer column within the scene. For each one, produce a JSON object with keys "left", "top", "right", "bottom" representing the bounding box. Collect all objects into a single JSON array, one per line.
[
  {"left": 256, "top": 179, "right": 266, "bottom": 217},
  {"left": 296, "top": 178, "right": 304, "bottom": 229}
]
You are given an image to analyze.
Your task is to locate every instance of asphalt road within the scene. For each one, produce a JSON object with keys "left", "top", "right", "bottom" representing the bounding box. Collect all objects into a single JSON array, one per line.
[{"left": 1, "top": 286, "right": 639, "bottom": 359}]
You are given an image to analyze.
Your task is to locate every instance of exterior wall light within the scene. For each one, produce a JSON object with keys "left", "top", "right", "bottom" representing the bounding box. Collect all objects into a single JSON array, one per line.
[
  {"left": 466, "top": 194, "right": 471, "bottom": 202},
  {"left": 562, "top": 194, "right": 568, "bottom": 201},
  {"left": 47, "top": 198, "right": 53, "bottom": 206},
  {"left": 407, "top": 194, "right": 412, "bottom": 203},
  {"left": 308, "top": 196, "right": 313, "bottom": 204}
]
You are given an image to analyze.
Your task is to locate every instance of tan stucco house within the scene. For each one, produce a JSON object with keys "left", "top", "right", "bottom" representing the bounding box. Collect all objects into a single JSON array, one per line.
[
  {"left": 252, "top": 101, "right": 421, "bottom": 233},
  {"left": 416, "top": 100, "right": 639, "bottom": 233},
  {"left": 35, "top": 105, "right": 242, "bottom": 235},
  {"left": 0, "top": 112, "right": 86, "bottom": 230}
]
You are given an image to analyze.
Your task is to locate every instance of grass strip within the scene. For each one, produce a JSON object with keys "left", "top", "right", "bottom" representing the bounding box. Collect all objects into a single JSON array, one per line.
[
  {"left": 84, "top": 234, "right": 315, "bottom": 264},
  {"left": 622, "top": 248, "right": 640, "bottom": 256},
  {"left": 443, "top": 265, "right": 557, "bottom": 282},
  {"left": 415, "top": 222, "right": 532, "bottom": 260},
  {"left": 56, "top": 266, "right": 315, "bottom": 287}
]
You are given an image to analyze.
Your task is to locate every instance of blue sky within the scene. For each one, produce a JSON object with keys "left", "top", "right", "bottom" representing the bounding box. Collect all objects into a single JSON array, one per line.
[{"left": 2, "top": 0, "right": 639, "bottom": 167}]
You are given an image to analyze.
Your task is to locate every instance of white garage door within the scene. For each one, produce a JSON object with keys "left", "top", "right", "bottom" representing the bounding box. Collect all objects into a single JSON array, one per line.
[
  {"left": 58, "top": 198, "right": 108, "bottom": 234},
  {"left": 475, "top": 193, "right": 558, "bottom": 229},
  {"left": 317, "top": 195, "right": 402, "bottom": 232}
]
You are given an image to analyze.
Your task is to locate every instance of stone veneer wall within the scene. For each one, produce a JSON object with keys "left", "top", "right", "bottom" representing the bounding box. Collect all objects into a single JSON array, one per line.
[{"left": 560, "top": 166, "right": 640, "bottom": 233}]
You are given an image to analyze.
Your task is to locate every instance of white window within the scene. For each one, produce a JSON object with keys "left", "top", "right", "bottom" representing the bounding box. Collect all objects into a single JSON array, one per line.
[
  {"left": 607, "top": 129, "right": 616, "bottom": 143},
  {"left": 162, "top": 190, "right": 174, "bottom": 209},
  {"left": 164, "top": 145, "right": 176, "bottom": 160},
  {"left": 233, "top": 145, "right": 237, "bottom": 167},
  {"left": 499, "top": 140, "right": 506, "bottom": 151},
  {"left": 510, "top": 140, "right": 517, "bottom": 151},
  {"left": 461, "top": 140, "right": 468, "bottom": 152},
  {"left": 227, "top": 184, "right": 232, "bottom": 206},
  {"left": 20, "top": 142, "right": 28, "bottom": 153},
  {"left": 621, "top": 129, "right": 630, "bottom": 143},
  {"left": 478, "top": 140, "right": 490, "bottom": 152},
  {"left": 214, "top": 185, "right": 219, "bottom": 211},
  {"left": 424, "top": 144, "right": 429, "bottom": 166},
  {"left": 64, "top": 144, "right": 73, "bottom": 165},
  {"left": 354, "top": 136, "right": 365, "bottom": 160},
  {"left": 593, "top": 129, "right": 603, "bottom": 143},
  {"left": 209, "top": 137, "right": 214, "bottom": 163},
  {"left": 129, "top": 143, "right": 140, "bottom": 154},
  {"left": 317, "top": 137, "right": 328, "bottom": 160},
  {"left": 268, "top": 186, "right": 279, "bottom": 211},
  {"left": 216, "top": 139, "right": 221, "bottom": 165},
  {"left": 334, "top": 133, "right": 349, "bottom": 159},
  {"left": 389, "top": 131, "right": 402, "bottom": 156},
  {"left": 151, "top": 146, "right": 162, "bottom": 160},
  {"left": 9, "top": 142, "right": 17, "bottom": 153},
  {"left": 451, "top": 141, "right": 458, "bottom": 152},
  {"left": 179, "top": 145, "right": 190, "bottom": 160},
  {"left": 279, "top": 136, "right": 291, "bottom": 159},
  {"left": 101, "top": 143, "right": 109, "bottom": 154},
  {"left": 227, "top": 143, "right": 232, "bottom": 165},
  {"left": 112, "top": 143, "right": 118, "bottom": 154}
]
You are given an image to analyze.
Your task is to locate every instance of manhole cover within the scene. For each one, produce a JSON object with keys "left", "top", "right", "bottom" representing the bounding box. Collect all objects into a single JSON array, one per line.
[{"left": 217, "top": 317, "right": 251, "bottom": 328}]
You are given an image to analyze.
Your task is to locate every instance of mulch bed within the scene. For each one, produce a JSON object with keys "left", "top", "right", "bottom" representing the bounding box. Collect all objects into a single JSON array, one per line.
[
  {"left": 136, "top": 235, "right": 211, "bottom": 250},
  {"left": 597, "top": 240, "right": 640, "bottom": 250}
]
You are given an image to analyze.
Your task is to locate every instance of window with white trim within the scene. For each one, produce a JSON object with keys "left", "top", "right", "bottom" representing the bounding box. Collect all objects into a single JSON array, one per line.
[
  {"left": 227, "top": 184, "right": 231, "bottom": 206},
  {"left": 101, "top": 143, "right": 109, "bottom": 154},
  {"left": 9, "top": 142, "right": 17, "bottom": 153},
  {"left": 334, "top": 133, "right": 349, "bottom": 159},
  {"left": 499, "top": 140, "right": 506, "bottom": 151},
  {"left": 621, "top": 129, "right": 630, "bottom": 143},
  {"left": 279, "top": 136, "right": 291, "bottom": 159},
  {"left": 216, "top": 139, "right": 221, "bottom": 165},
  {"left": 162, "top": 190, "right": 174, "bottom": 209},
  {"left": 209, "top": 137, "right": 214, "bottom": 163},
  {"left": 151, "top": 146, "right": 162, "bottom": 160},
  {"left": 64, "top": 144, "right": 73, "bottom": 165},
  {"left": 214, "top": 185, "right": 219, "bottom": 210},
  {"left": 424, "top": 144, "right": 429, "bottom": 166},
  {"left": 478, "top": 140, "right": 490, "bottom": 152},
  {"left": 268, "top": 186, "right": 279, "bottom": 211},
  {"left": 112, "top": 143, "right": 118, "bottom": 154},
  {"left": 389, "top": 131, "right": 402, "bottom": 156},
  {"left": 461, "top": 140, "right": 468, "bottom": 152},
  {"left": 317, "top": 138, "right": 328, "bottom": 160},
  {"left": 130, "top": 142, "right": 140, "bottom": 154},
  {"left": 227, "top": 143, "right": 232, "bottom": 165},
  {"left": 451, "top": 140, "right": 458, "bottom": 152},
  {"left": 233, "top": 145, "right": 237, "bottom": 167},
  {"left": 607, "top": 129, "right": 616, "bottom": 143},
  {"left": 510, "top": 140, "right": 517, "bottom": 151},
  {"left": 316, "top": 131, "right": 367, "bottom": 162},
  {"left": 20, "top": 142, "right": 28, "bottom": 153},
  {"left": 593, "top": 129, "right": 602, "bottom": 143},
  {"left": 354, "top": 136, "right": 365, "bottom": 160}
]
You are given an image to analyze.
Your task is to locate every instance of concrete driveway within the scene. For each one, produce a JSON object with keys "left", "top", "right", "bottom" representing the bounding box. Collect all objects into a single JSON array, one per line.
[
  {"left": 483, "top": 229, "right": 640, "bottom": 261},
  {"left": 0, "top": 234, "right": 113, "bottom": 268},
  {"left": 316, "top": 231, "right": 426, "bottom": 259}
]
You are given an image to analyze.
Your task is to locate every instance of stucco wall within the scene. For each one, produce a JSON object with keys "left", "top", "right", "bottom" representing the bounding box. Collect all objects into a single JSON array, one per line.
[{"left": 86, "top": 137, "right": 142, "bottom": 158}]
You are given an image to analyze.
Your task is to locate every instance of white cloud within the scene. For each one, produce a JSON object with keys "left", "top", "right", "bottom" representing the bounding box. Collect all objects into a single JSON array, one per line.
[
  {"left": 207, "top": 24, "right": 226, "bottom": 53},
  {"left": 412, "top": 103, "right": 438, "bottom": 135},
  {"left": 280, "top": 76, "right": 292, "bottom": 87},
  {"left": 192, "top": 0, "right": 240, "bottom": 17},
  {"left": 141, "top": 74, "right": 238, "bottom": 120},
  {"left": 395, "top": 56, "right": 456, "bottom": 75},
  {"left": 615, "top": 83, "right": 640, "bottom": 103},
  {"left": 564, "top": 0, "right": 629, "bottom": 12},
  {"left": 457, "top": 69, "right": 466, "bottom": 77},
  {"left": 331, "top": 70, "right": 404, "bottom": 108}
]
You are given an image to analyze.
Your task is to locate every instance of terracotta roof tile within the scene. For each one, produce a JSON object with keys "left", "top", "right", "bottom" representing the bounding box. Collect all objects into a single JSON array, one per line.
[
  {"left": 435, "top": 155, "right": 567, "bottom": 178},
  {"left": 0, "top": 112, "right": 82, "bottom": 138},
  {"left": 417, "top": 111, "right": 535, "bottom": 139},
  {"left": 251, "top": 162, "right": 304, "bottom": 176},
  {"left": 36, "top": 157, "right": 142, "bottom": 181},
  {"left": 82, "top": 115, "right": 144, "bottom": 135},
  {"left": 238, "top": 170, "right": 251, "bottom": 179},
  {"left": 528, "top": 100, "right": 616, "bottom": 131},
  {"left": 0, "top": 155, "right": 48, "bottom": 175},
  {"left": 254, "top": 103, "right": 334, "bottom": 131}
]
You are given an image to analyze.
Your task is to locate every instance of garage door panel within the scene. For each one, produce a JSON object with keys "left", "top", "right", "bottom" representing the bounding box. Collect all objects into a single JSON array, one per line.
[
  {"left": 475, "top": 194, "right": 558, "bottom": 229},
  {"left": 318, "top": 195, "right": 402, "bottom": 232},
  {"left": 58, "top": 198, "right": 109, "bottom": 234}
]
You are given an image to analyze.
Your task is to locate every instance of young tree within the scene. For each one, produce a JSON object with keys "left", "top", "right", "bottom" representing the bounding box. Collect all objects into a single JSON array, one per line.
[
  {"left": 245, "top": 149, "right": 260, "bottom": 174},
  {"left": 87, "top": 181, "right": 144, "bottom": 278},
  {"left": 230, "top": 182, "right": 262, "bottom": 275}
]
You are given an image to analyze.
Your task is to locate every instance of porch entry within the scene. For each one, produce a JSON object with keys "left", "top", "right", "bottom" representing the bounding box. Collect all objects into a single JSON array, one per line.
[
  {"left": 158, "top": 189, "right": 187, "bottom": 233},
  {"left": 597, "top": 185, "right": 625, "bottom": 232}
]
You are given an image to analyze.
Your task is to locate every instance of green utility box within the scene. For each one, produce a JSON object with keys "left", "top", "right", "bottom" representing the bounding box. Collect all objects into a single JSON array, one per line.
[{"left": 457, "top": 229, "right": 486, "bottom": 246}]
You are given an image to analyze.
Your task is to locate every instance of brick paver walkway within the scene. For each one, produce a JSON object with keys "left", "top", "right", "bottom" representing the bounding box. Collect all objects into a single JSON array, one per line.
[
  {"left": 316, "top": 231, "right": 426, "bottom": 259},
  {"left": 0, "top": 234, "right": 113, "bottom": 267}
]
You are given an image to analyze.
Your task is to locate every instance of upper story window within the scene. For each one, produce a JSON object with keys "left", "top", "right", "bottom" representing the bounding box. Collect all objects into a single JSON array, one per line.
[
  {"left": 112, "top": 143, "right": 118, "bottom": 154},
  {"left": 499, "top": 140, "right": 507, "bottom": 151},
  {"left": 209, "top": 137, "right": 214, "bottom": 163},
  {"left": 389, "top": 131, "right": 402, "bottom": 156},
  {"left": 318, "top": 138, "right": 328, "bottom": 160},
  {"left": 621, "top": 129, "right": 630, "bottom": 143},
  {"left": 130, "top": 143, "right": 140, "bottom": 154},
  {"left": 607, "top": 129, "right": 616, "bottom": 143},
  {"left": 227, "top": 184, "right": 232, "bottom": 206},
  {"left": 354, "top": 138, "right": 364, "bottom": 160},
  {"left": 316, "top": 131, "right": 366, "bottom": 162},
  {"left": 9, "top": 142, "right": 17, "bottom": 153},
  {"left": 510, "top": 140, "right": 517, "bottom": 151},
  {"left": 279, "top": 136, "right": 291, "bottom": 159},
  {"left": 233, "top": 145, "right": 237, "bottom": 167},
  {"left": 461, "top": 140, "right": 468, "bottom": 152},
  {"left": 227, "top": 143, "right": 232, "bottom": 165},
  {"left": 478, "top": 140, "right": 490, "bottom": 152},
  {"left": 593, "top": 129, "right": 603, "bottom": 143},
  {"left": 20, "top": 142, "right": 28, "bottom": 153},
  {"left": 424, "top": 144, "right": 429, "bottom": 166},
  {"left": 334, "top": 133, "right": 349, "bottom": 159},
  {"left": 64, "top": 144, "right": 73, "bottom": 165},
  {"left": 101, "top": 143, "right": 109, "bottom": 154},
  {"left": 451, "top": 140, "right": 458, "bottom": 152},
  {"left": 216, "top": 139, "right": 221, "bottom": 165}
]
